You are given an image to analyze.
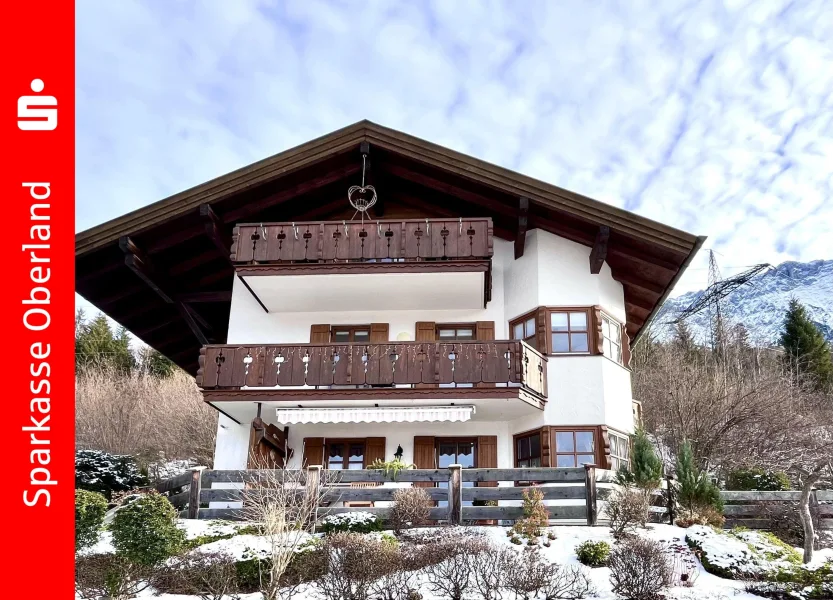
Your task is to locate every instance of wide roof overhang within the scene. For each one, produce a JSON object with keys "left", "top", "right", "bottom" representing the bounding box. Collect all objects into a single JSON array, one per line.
[{"left": 76, "top": 120, "right": 705, "bottom": 373}]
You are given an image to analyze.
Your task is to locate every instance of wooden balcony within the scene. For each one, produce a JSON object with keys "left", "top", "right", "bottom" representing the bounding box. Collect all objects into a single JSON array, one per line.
[
  {"left": 230, "top": 218, "right": 494, "bottom": 307},
  {"left": 197, "top": 340, "right": 547, "bottom": 406}
]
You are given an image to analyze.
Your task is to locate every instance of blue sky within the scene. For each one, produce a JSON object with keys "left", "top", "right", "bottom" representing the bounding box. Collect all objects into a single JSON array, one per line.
[{"left": 76, "top": 0, "right": 833, "bottom": 302}]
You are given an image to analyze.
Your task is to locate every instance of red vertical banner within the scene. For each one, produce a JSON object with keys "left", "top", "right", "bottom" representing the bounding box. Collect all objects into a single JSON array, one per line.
[{"left": 1, "top": 1, "right": 75, "bottom": 597}]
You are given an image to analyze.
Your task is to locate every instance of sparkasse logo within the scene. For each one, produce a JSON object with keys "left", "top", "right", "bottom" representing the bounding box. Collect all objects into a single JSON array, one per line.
[{"left": 18, "top": 79, "right": 57, "bottom": 130}]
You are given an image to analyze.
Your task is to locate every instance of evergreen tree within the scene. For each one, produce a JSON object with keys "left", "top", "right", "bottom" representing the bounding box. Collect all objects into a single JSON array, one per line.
[
  {"left": 675, "top": 440, "right": 723, "bottom": 514},
  {"left": 671, "top": 320, "right": 698, "bottom": 359},
  {"left": 76, "top": 310, "right": 135, "bottom": 373},
  {"left": 779, "top": 298, "right": 833, "bottom": 391},
  {"left": 615, "top": 429, "right": 663, "bottom": 491},
  {"left": 136, "top": 345, "right": 177, "bottom": 378}
]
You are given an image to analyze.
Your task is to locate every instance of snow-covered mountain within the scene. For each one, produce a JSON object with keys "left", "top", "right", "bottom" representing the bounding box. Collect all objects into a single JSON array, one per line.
[{"left": 655, "top": 259, "right": 833, "bottom": 345}]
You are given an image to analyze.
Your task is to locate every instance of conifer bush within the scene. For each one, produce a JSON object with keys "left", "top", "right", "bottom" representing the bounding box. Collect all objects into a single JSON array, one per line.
[
  {"left": 675, "top": 440, "right": 724, "bottom": 526},
  {"left": 111, "top": 491, "right": 184, "bottom": 566},
  {"left": 575, "top": 540, "right": 611, "bottom": 567},
  {"left": 75, "top": 489, "right": 108, "bottom": 551},
  {"left": 75, "top": 449, "right": 148, "bottom": 500},
  {"left": 615, "top": 429, "right": 663, "bottom": 492}
]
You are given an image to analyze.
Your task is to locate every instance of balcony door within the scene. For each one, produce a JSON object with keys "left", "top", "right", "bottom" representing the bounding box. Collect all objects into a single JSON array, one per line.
[{"left": 436, "top": 438, "right": 476, "bottom": 507}]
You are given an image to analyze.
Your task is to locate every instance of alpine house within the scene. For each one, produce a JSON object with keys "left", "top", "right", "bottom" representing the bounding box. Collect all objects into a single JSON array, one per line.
[{"left": 75, "top": 121, "right": 705, "bottom": 480}]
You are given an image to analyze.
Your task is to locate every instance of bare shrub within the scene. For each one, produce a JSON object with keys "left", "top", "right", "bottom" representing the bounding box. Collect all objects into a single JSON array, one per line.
[
  {"left": 241, "top": 458, "right": 336, "bottom": 600},
  {"left": 75, "top": 368, "right": 216, "bottom": 467},
  {"left": 608, "top": 537, "right": 672, "bottom": 600},
  {"left": 424, "top": 536, "right": 491, "bottom": 600},
  {"left": 605, "top": 486, "right": 649, "bottom": 537},
  {"left": 388, "top": 487, "right": 432, "bottom": 533},
  {"left": 541, "top": 564, "right": 596, "bottom": 599},
  {"left": 368, "top": 568, "right": 419, "bottom": 600},
  {"left": 674, "top": 506, "right": 725, "bottom": 528},
  {"left": 470, "top": 545, "right": 513, "bottom": 600},
  {"left": 504, "top": 547, "right": 554, "bottom": 599},
  {"left": 75, "top": 553, "right": 154, "bottom": 600},
  {"left": 317, "top": 532, "right": 402, "bottom": 600},
  {"left": 155, "top": 551, "right": 240, "bottom": 600},
  {"left": 512, "top": 487, "right": 550, "bottom": 540},
  {"left": 756, "top": 501, "right": 822, "bottom": 547}
]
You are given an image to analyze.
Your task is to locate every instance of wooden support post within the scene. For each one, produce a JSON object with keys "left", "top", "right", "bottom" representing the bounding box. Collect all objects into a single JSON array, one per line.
[
  {"left": 589, "top": 225, "right": 610, "bottom": 274},
  {"left": 666, "top": 475, "right": 675, "bottom": 525},
  {"left": 584, "top": 464, "right": 598, "bottom": 526},
  {"left": 515, "top": 197, "right": 529, "bottom": 259},
  {"left": 447, "top": 464, "right": 463, "bottom": 525},
  {"left": 306, "top": 465, "right": 322, "bottom": 518},
  {"left": 186, "top": 467, "right": 205, "bottom": 519}
]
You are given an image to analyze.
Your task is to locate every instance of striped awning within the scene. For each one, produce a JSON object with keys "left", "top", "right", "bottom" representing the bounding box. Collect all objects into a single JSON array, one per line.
[{"left": 275, "top": 405, "right": 475, "bottom": 424}]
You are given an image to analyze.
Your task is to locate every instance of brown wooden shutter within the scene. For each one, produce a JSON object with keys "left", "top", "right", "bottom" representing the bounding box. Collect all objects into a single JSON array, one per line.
[
  {"left": 598, "top": 426, "right": 611, "bottom": 469},
  {"left": 365, "top": 437, "right": 386, "bottom": 465},
  {"left": 475, "top": 321, "right": 495, "bottom": 341},
  {"left": 540, "top": 426, "right": 552, "bottom": 468},
  {"left": 536, "top": 307, "right": 548, "bottom": 353},
  {"left": 369, "top": 323, "right": 389, "bottom": 343},
  {"left": 412, "top": 436, "right": 435, "bottom": 488},
  {"left": 415, "top": 322, "right": 436, "bottom": 341},
  {"left": 476, "top": 436, "right": 498, "bottom": 487},
  {"left": 302, "top": 437, "right": 325, "bottom": 467},
  {"left": 591, "top": 307, "right": 604, "bottom": 355},
  {"left": 621, "top": 327, "right": 632, "bottom": 367},
  {"left": 310, "top": 324, "right": 330, "bottom": 343}
]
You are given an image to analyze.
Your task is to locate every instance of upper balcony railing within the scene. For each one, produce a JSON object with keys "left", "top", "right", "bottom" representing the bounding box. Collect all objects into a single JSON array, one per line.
[
  {"left": 196, "top": 340, "right": 547, "bottom": 402},
  {"left": 230, "top": 218, "right": 493, "bottom": 267}
]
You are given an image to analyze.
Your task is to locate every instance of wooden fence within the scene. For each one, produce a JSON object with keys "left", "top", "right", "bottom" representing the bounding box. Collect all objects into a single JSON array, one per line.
[
  {"left": 648, "top": 477, "right": 832, "bottom": 530},
  {"left": 720, "top": 490, "right": 833, "bottom": 530},
  {"left": 155, "top": 469, "right": 832, "bottom": 531},
  {"left": 155, "top": 465, "right": 608, "bottom": 525}
]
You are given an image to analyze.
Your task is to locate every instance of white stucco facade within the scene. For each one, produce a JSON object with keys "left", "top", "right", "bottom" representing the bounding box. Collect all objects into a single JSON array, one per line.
[{"left": 211, "top": 231, "right": 635, "bottom": 472}]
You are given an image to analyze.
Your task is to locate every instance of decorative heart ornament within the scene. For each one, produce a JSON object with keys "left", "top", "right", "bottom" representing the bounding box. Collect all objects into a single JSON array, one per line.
[{"left": 348, "top": 184, "right": 377, "bottom": 213}]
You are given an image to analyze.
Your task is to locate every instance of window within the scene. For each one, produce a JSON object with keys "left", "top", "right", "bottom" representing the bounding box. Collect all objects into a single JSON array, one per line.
[
  {"left": 436, "top": 438, "right": 477, "bottom": 506},
  {"left": 550, "top": 310, "right": 590, "bottom": 353},
  {"left": 602, "top": 315, "right": 622, "bottom": 363},
  {"left": 326, "top": 440, "right": 365, "bottom": 470},
  {"left": 554, "top": 429, "right": 596, "bottom": 467},
  {"left": 515, "top": 432, "right": 542, "bottom": 468},
  {"left": 609, "top": 432, "right": 630, "bottom": 471},
  {"left": 331, "top": 326, "right": 371, "bottom": 343},
  {"left": 437, "top": 325, "right": 475, "bottom": 341},
  {"left": 510, "top": 312, "right": 538, "bottom": 349}
]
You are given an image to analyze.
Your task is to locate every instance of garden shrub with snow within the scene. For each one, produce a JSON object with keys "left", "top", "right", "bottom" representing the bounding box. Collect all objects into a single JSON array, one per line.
[
  {"left": 75, "top": 449, "right": 148, "bottom": 500},
  {"left": 320, "top": 511, "right": 383, "bottom": 535}
]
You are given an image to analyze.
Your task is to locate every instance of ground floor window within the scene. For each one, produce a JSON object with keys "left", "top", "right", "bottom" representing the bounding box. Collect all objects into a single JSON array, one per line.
[
  {"left": 326, "top": 440, "right": 365, "bottom": 470},
  {"left": 514, "top": 432, "right": 542, "bottom": 468},
  {"left": 554, "top": 429, "right": 596, "bottom": 467},
  {"left": 436, "top": 438, "right": 476, "bottom": 506},
  {"left": 609, "top": 431, "right": 630, "bottom": 471}
]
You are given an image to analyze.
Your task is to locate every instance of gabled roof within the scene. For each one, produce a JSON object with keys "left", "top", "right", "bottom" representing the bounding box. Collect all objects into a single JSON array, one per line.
[{"left": 76, "top": 120, "right": 705, "bottom": 373}]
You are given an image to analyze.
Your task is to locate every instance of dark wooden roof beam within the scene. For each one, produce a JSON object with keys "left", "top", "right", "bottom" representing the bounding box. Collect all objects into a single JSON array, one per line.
[
  {"left": 589, "top": 225, "right": 610, "bottom": 274},
  {"left": 178, "top": 290, "right": 232, "bottom": 303},
  {"left": 199, "top": 204, "right": 233, "bottom": 266},
  {"left": 385, "top": 163, "right": 516, "bottom": 219},
  {"left": 223, "top": 162, "right": 361, "bottom": 222},
  {"left": 515, "top": 197, "right": 529, "bottom": 259},
  {"left": 613, "top": 270, "right": 666, "bottom": 296},
  {"left": 119, "top": 236, "right": 211, "bottom": 345}
]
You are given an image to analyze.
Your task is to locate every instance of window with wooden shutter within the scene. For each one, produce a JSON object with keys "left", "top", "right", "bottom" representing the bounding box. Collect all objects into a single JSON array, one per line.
[
  {"left": 412, "top": 436, "right": 435, "bottom": 488},
  {"left": 475, "top": 321, "right": 495, "bottom": 341},
  {"left": 365, "top": 437, "right": 386, "bottom": 465},
  {"left": 310, "top": 325, "right": 330, "bottom": 343},
  {"left": 415, "top": 322, "right": 436, "bottom": 341},
  {"left": 476, "top": 435, "right": 498, "bottom": 488},
  {"left": 369, "top": 323, "right": 389, "bottom": 343},
  {"left": 302, "top": 437, "right": 325, "bottom": 467}
]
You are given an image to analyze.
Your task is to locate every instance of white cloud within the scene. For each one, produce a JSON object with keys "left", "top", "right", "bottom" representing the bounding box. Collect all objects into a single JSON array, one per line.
[{"left": 76, "top": 0, "right": 833, "bottom": 301}]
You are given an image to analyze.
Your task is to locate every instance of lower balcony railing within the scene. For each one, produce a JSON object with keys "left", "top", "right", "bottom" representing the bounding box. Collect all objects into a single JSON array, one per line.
[{"left": 196, "top": 340, "right": 547, "bottom": 400}]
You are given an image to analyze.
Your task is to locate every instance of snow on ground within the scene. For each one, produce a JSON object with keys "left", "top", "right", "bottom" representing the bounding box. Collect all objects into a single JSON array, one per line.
[{"left": 83, "top": 519, "right": 833, "bottom": 599}]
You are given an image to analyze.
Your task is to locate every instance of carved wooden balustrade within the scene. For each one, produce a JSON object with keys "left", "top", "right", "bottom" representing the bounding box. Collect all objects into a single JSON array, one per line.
[
  {"left": 197, "top": 340, "right": 547, "bottom": 402},
  {"left": 231, "top": 218, "right": 493, "bottom": 265}
]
